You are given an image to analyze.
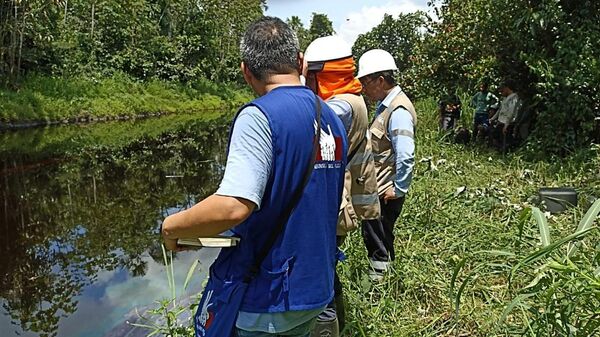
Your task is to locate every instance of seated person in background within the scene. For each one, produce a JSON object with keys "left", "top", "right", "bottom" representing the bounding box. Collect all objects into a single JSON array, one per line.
[
  {"left": 438, "top": 91, "right": 462, "bottom": 131},
  {"left": 470, "top": 82, "right": 498, "bottom": 141}
]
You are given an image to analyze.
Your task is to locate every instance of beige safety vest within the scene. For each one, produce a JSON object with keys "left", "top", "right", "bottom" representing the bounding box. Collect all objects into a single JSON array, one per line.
[
  {"left": 332, "top": 93, "right": 380, "bottom": 235},
  {"left": 369, "top": 91, "right": 416, "bottom": 196}
]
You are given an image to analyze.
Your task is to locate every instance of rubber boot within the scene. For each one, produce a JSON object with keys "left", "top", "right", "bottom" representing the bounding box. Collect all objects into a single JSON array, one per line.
[
  {"left": 333, "top": 273, "right": 345, "bottom": 334},
  {"left": 310, "top": 315, "right": 339, "bottom": 337}
]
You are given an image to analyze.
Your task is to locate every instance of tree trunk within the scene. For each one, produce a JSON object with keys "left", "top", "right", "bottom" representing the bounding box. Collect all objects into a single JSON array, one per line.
[
  {"left": 90, "top": 1, "right": 95, "bottom": 63},
  {"left": 9, "top": 0, "right": 18, "bottom": 82},
  {"left": 91, "top": 2, "right": 95, "bottom": 39},
  {"left": 17, "top": 28, "right": 22, "bottom": 80},
  {"left": 64, "top": 0, "right": 68, "bottom": 25}
]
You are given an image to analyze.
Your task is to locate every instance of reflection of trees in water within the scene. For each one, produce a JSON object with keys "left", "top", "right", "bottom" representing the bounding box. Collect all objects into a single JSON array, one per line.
[{"left": 0, "top": 120, "right": 227, "bottom": 336}]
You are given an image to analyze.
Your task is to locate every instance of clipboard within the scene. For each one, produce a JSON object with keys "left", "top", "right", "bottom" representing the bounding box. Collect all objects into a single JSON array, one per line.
[{"left": 177, "top": 236, "right": 240, "bottom": 248}]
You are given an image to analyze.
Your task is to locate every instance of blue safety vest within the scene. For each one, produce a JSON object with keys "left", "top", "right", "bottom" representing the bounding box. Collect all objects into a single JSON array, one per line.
[{"left": 209, "top": 85, "right": 347, "bottom": 313}]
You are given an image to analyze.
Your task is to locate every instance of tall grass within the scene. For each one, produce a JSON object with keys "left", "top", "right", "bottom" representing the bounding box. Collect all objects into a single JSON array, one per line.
[
  {"left": 145, "top": 97, "right": 600, "bottom": 336},
  {"left": 338, "top": 98, "right": 600, "bottom": 336},
  {"left": 130, "top": 246, "right": 199, "bottom": 337}
]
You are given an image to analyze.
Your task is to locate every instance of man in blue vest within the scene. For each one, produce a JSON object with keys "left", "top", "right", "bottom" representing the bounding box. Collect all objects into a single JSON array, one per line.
[{"left": 161, "top": 16, "right": 347, "bottom": 337}]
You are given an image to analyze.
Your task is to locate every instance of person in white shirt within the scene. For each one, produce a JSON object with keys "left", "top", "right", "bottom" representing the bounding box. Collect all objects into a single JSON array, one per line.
[{"left": 490, "top": 80, "right": 522, "bottom": 149}]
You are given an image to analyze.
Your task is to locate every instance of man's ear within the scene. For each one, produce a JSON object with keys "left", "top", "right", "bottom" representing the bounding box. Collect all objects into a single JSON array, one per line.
[
  {"left": 241, "top": 62, "right": 253, "bottom": 85},
  {"left": 298, "top": 52, "right": 307, "bottom": 77}
]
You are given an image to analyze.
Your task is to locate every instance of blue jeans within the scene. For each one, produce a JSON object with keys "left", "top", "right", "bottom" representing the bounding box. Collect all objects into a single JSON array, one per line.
[{"left": 235, "top": 317, "right": 316, "bottom": 337}]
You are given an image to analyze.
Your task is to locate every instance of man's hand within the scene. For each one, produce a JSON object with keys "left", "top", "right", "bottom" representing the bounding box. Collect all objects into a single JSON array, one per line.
[
  {"left": 162, "top": 213, "right": 185, "bottom": 251},
  {"left": 502, "top": 124, "right": 509, "bottom": 135},
  {"left": 163, "top": 237, "right": 182, "bottom": 252},
  {"left": 383, "top": 187, "right": 399, "bottom": 204}
]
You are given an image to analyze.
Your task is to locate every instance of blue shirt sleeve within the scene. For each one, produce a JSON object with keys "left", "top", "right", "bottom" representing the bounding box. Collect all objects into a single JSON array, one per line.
[
  {"left": 215, "top": 106, "right": 273, "bottom": 209},
  {"left": 388, "top": 107, "right": 415, "bottom": 197},
  {"left": 326, "top": 98, "right": 353, "bottom": 134}
]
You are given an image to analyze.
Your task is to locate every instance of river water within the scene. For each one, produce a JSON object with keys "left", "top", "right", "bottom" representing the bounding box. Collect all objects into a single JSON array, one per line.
[{"left": 0, "top": 113, "right": 231, "bottom": 337}]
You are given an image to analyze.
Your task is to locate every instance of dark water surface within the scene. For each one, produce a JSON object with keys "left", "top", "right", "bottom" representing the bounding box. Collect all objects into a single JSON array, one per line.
[{"left": 0, "top": 113, "right": 231, "bottom": 337}]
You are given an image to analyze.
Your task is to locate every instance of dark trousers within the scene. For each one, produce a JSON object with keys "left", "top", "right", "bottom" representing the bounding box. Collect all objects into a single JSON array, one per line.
[
  {"left": 472, "top": 114, "right": 489, "bottom": 140},
  {"left": 315, "top": 236, "right": 346, "bottom": 332},
  {"left": 361, "top": 197, "right": 405, "bottom": 263},
  {"left": 491, "top": 122, "right": 514, "bottom": 150}
]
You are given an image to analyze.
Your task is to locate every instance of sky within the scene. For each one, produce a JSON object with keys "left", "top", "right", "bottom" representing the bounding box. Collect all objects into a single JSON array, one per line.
[{"left": 265, "top": 0, "right": 431, "bottom": 45}]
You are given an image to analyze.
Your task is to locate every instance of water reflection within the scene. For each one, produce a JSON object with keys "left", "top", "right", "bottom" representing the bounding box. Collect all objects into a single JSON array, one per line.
[{"left": 0, "top": 114, "right": 230, "bottom": 337}]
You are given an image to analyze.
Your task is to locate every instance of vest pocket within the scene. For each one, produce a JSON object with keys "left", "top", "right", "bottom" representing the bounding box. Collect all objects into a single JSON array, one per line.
[
  {"left": 245, "top": 256, "right": 295, "bottom": 309},
  {"left": 370, "top": 126, "right": 385, "bottom": 140}
]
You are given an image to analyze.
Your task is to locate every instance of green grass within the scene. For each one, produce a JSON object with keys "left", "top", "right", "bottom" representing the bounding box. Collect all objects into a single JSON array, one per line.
[
  {"left": 338, "top": 98, "right": 600, "bottom": 336},
  {"left": 145, "top": 97, "right": 600, "bottom": 336},
  {"left": 0, "top": 74, "right": 253, "bottom": 123}
]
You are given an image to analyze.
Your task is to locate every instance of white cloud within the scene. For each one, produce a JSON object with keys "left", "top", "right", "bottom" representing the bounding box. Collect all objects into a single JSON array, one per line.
[{"left": 337, "top": 0, "right": 427, "bottom": 45}]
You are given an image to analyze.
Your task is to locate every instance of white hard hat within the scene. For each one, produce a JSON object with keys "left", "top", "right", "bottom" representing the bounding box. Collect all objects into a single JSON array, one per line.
[
  {"left": 356, "top": 49, "right": 398, "bottom": 78},
  {"left": 304, "top": 35, "right": 352, "bottom": 63}
]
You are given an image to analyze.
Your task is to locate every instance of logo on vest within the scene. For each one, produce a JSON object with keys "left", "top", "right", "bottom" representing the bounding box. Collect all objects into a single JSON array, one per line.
[
  {"left": 314, "top": 122, "right": 343, "bottom": 167},
  {"left": 197, "top": 290, "right": 215, "bottom": 331}
]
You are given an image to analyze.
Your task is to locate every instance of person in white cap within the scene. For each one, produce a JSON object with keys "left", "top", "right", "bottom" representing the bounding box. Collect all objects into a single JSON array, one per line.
[
  {"left": 356, "top": 49, "right": 417, "bottom": 281},
  {"left": 304, "top": 35, "right": 380, "bottom": 336}
]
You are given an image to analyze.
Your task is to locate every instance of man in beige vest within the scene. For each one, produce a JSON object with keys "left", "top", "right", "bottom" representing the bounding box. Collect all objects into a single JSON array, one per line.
[
  {"left": 304, "top": 35, "right": 380, "bottom": 336},
  {"left": 356, "top": 49, "right": 417, "bottom": 281}
]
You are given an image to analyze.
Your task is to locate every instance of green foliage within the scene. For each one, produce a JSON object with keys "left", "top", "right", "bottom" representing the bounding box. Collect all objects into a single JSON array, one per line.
[
  {"left": 352, "top": 12, "right": 427, "bottom": 96},
  {"left": 129, "top": 247, "right": 197, "bottom": 336},
  {"left": 0, "top": 0, "right": 266, "bottom": 83},
  {"left": 308, "top": 12, "right": 335, "bottom": 40},
  {"left": 287, "top": 15, "right": 311, "bottom": 51},
  {"left": 499, "top": 200, "right": 600, "bottom": 336},
  {"left": 353, "top": 0, "right": 600, "bottom": 154},
  {"left": 0, "top": 73, "right": 252, "bottom": 123},
  {"left": 336, "top": 98, "right": 600, "bottom": 336}
]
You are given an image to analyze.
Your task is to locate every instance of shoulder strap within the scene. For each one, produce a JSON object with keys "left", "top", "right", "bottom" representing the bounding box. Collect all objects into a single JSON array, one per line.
[{"left": 246, "top": 94, "right": 322, "bottom": 282}]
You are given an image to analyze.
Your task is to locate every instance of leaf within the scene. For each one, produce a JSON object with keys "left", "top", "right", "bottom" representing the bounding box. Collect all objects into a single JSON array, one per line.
[
  {"left": 511, "top": 227, "right": 597, "bottom": 279},
  {"left": 517, "top": 207, "right": 532, "bottom": 242},
  {"left": 473, "top": 250, "right": 516, "bottom": 257},
  {"left": 567, "top": 199, "right": 600, "bottom": 258},
  {"left": 455, "top": 270, "right": 480, "bottom": 320},
  {"left": 183, "top": 259, "right": 199, "bottom": 291},
  {"left": 161, "top": 244, "right": 176, "bottom": 300},
  {"left": 532, "top": 207, "right": 551, "bottom": 247},
  {"left": 450, "top": 257, "right": 466, "bottom": 298},
  {"left": 497, "top": 293, "right": 537, "bottom": 326}
]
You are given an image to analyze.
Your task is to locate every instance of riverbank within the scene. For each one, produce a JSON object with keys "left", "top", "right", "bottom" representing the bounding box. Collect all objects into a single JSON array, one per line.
[
  {"left": 140, "top": 98, "right": 600, "bottom": 336},
  {"left": 0, "top": 74, "right": 253, "bottom": 128}
]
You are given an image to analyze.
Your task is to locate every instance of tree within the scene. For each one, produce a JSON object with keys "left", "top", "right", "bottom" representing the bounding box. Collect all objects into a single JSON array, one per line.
[
  {"left": 308, "top": 12, "right": 334, "bottom": 40},
  {"left": 197, "top": 0, "right": 265, "bottom": 82},
  {"left": 0, "top": 0, "right": 267, "bottom": 84},
  {"left": 416, "top": 0, "right": 600, "bottom": 154},
  {"left": 352, "top": 12, "right": 427, "bottom": 95},
  {"left": 287, "top": 15, "right": 309, "bottom": 51}
]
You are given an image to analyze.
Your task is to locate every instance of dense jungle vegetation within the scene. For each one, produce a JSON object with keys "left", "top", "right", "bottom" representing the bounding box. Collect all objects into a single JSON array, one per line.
[
  {"left": 1, "top": 0, "right": 599, "bottom": 336},
  {"left": 2, "top": 0, "right": 599, "bottom": 153}
]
